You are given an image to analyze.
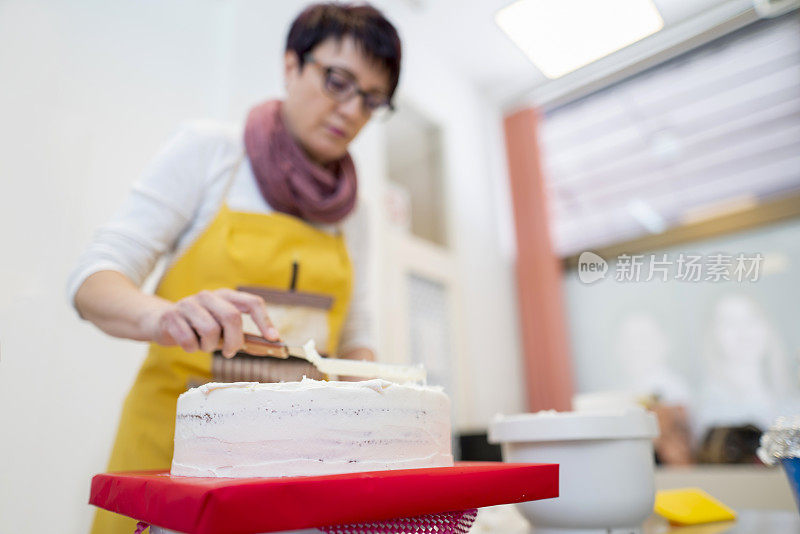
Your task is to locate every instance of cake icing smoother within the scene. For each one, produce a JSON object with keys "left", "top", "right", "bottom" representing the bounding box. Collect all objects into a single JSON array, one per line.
[{"left": 171, "top": 377, "right": 454, "bottom": 477}]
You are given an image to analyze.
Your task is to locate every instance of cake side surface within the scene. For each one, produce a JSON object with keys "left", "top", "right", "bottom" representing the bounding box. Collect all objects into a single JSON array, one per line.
[{"left": 171, "top": 378, "right": 453, "bottom": 477}]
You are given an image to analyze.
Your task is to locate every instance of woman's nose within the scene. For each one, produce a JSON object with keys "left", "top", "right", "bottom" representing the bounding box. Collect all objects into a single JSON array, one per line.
[{"left": 337, "top": 93, "right": 367, "bottom": 123}]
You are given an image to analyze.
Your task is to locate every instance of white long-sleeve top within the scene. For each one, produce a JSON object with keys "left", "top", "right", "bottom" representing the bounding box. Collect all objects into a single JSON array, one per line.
[{"left": 67, "top": 120, "right": 374, "bottom": 353}]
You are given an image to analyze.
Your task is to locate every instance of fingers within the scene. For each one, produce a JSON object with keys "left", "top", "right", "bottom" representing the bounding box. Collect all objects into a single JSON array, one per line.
[
  {"left": 161, "top": 310, "right": 200, "bottom": 353},
  {"left": 217, "top": 288, "right": 280, "bottom": 342},
  {"left": 197, "top": 290, "right": 245, "bottom": 358},
  {"left": 177, "top": 300, "right": 221, "bottom": 353},
  {"left": 163, "top": 289, "right": 281, "bottom": 358}
]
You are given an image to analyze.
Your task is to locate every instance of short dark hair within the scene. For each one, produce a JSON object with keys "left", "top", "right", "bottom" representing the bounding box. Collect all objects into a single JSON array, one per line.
[{"left": 286, "top": 3, "right": 402, "bottom": 99}]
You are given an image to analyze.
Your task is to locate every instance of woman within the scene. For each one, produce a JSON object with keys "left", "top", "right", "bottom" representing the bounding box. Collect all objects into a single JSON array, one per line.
[
  {"left": 68, "top": 4, "right": 401, "bottom": 532},
  {"left": 696, "top": 293, "right": 799, "bottom": 436}
]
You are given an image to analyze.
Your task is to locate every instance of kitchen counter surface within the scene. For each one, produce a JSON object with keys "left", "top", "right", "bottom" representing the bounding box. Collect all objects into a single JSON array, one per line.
[
  {"left": 470, "top": 507, "right": 800, "bottom": 533},
  {"left": 643, "top": 510, "right": 800, "bottom": 533}
]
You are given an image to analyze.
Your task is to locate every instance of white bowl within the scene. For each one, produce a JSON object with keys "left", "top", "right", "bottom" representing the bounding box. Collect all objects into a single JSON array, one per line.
[{"left": 489, "top": 409, "right": 659, "bottom": 534}]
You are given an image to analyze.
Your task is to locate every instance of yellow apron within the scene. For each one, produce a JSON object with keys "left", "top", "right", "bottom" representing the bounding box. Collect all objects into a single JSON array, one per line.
[{"left": 91, "top": 165, "right": 353, "bottom": 534}]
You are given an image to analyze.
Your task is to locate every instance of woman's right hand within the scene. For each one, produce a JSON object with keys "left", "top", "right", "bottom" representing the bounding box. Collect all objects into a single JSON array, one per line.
[{"left": 144, "top": 288, "right": 280, "bottom": 358}]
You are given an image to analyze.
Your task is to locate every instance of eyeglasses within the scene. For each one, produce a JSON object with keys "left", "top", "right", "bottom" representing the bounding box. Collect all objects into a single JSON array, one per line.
[{"left": 303, "top": 54, "right": 394, "bottom": 119}]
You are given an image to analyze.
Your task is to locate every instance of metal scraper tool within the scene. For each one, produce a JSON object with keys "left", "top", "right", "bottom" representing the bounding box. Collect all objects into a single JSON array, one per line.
[{"left": 243, "top": 334, "right": 426, "bottom": 383}]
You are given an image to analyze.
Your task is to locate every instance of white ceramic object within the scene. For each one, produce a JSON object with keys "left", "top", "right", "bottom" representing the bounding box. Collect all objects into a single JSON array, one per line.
[{"left": 488, "top": 409, "right": 659, "bottom": 534}]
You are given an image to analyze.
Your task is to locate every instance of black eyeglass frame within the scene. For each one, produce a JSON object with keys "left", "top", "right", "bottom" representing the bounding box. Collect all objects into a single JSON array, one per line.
[{"left": 302, "top": 53, "right": 395, "bottom": 117}]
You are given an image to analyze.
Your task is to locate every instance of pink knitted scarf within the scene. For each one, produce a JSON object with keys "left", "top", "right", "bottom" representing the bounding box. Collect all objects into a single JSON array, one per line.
[{"left": 244, "top": 100, "right": 357, "bottom": 224}]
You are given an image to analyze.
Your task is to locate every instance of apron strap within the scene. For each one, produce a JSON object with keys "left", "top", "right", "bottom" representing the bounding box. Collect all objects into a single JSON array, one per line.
[{"left": 219, "top": 151, "right": 246, "bottom": 205}]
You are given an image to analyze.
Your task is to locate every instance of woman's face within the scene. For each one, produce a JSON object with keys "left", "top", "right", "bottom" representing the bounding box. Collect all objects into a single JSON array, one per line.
[
  {"left": 283, "top": 37, "right": 391, "bottom": 165},
  {"left": 712, "top": 294, "right": 769, "bottom": 366}
]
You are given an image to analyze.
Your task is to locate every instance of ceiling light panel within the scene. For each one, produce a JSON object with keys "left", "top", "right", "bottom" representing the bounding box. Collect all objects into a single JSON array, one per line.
[{"left": 496, "top": 0, "right": 664, "bottom": 78}]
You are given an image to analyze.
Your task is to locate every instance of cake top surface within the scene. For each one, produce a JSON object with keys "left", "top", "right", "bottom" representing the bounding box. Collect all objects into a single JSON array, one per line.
[
  {"left": 177, "top": 377, "right": 450, "bottom": 417},
  {"left": 184, "top": 377, "right": 444, "bottom": 399}
]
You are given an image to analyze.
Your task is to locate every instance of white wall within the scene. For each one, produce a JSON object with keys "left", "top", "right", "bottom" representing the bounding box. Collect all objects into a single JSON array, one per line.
[
  {"left": 0, "top": 1, "right": 524, "bottom": 531},
  {"left": 0, "top": 1, "right": 233, "bottom": 532},
  {"left": 370, "top": 0, "right": 525, "bottom": 431}
]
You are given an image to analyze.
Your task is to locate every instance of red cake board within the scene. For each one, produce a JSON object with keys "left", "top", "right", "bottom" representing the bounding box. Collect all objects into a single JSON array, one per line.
[{"left": 90, "top": 462, "right": 558, "bottom": 534}]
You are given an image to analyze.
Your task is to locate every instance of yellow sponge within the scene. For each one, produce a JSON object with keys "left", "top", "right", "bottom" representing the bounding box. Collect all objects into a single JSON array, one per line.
[{"left": 655, "top": 488, "right": 737, "bottom": 526}]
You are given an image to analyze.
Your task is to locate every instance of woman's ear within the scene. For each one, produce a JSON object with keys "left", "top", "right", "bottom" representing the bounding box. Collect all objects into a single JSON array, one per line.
[{"left": 284, "top": 50, "right": 300, "bottom": 89}]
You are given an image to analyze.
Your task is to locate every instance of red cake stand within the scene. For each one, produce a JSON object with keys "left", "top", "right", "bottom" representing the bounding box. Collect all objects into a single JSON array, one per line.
[{"left": 90, "top": 461, "right": 558, "bottom": 534}]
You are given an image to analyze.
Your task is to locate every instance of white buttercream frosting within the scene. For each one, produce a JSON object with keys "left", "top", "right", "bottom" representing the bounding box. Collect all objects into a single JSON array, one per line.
[{"left": 171, "top": 378, "right": 454, "bottom": 477}]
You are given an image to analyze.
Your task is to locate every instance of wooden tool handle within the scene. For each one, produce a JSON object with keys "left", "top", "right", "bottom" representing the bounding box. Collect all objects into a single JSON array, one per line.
[{"left": 243, "top": 334, "right": 289, "bottom": 358}]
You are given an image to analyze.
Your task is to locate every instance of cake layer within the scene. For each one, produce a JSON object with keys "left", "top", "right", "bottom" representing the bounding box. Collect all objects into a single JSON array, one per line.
[{"left": 171, "top": 378, "right": 453, "bottom": 477}]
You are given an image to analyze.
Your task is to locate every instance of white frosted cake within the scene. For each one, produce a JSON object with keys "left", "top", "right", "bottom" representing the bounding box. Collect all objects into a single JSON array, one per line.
[{"left": 171, "top": 378, "right": 453, "bottom": 477}]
